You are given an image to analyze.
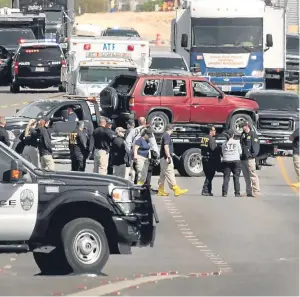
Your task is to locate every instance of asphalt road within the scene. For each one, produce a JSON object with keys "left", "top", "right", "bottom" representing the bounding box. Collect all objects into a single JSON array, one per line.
[{"left": 0, "top": 87, "right": 299, "bottom": 296}]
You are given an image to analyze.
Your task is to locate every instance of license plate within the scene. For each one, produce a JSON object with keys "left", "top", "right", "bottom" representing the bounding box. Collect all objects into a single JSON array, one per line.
[
  {"left": 221, "top": 85, "right": 232, "bottom": 92},
  {"left": 35, "top": 67, "right": 45, "bottom": 72}
]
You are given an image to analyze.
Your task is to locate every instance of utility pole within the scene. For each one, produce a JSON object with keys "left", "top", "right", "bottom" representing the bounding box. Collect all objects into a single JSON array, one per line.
[{"left": 67, "top": 0, "right": 74, "bottom": 38}]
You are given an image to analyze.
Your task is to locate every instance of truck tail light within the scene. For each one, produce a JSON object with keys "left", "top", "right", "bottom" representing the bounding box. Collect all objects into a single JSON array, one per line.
[
  {"left": 19, "top": 38, "right": 25, "bottom": 44},
  {"left": 129, "top": 97, "right": 135, "bottom": 107},
  {"left": 84, "top": 44, "right": 91, "bottom": 50},
  {"left": 127, "top": 45, "right": 134, "bottom": 51},
  {"left": 14, "top": 61, "right": 19, "bottom": 75},
  {"left": 61, "top": 59, "right": 67, "bottom": 67}
]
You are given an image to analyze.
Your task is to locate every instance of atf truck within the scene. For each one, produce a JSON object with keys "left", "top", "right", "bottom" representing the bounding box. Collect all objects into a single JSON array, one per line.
[{"left": 171, "top": 0, "right": 286, "bottom": 93}]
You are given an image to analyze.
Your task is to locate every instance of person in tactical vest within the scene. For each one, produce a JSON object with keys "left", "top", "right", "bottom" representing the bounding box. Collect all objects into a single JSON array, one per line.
[
  {"left": 221, "top": 129, "right": 242, "bottom": 197},
  {"left": 200, "top": 126, "right": 220, "bottom": 196},
  {"left": 69, "top": 121, "right": 88, "bottom": 171}
]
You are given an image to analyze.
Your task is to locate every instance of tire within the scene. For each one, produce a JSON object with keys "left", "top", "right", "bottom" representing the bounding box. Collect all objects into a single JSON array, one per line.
[
  {"left": 33, "top": 248, "right": 71, "bottom": 275},
  {"left": 179, "top": 148, "right": 203, "bottom": 177},
  {"left": 229, "top": 114, "right": 253, "bottom": 135},
  {"left": 10, "top": 83, "right": 20, "bottom": 93},
  {"left": 58, "top": 85, "right": 66, "bottom": 92},
  {"left": 100, "top": 87, "right": 119, "bottom": 110},
  {"left": 147, "top": 111, "right": 169, "bottom": 133},
  {"left": 61, "top": 218, "right": 109, "bottom": 274}
]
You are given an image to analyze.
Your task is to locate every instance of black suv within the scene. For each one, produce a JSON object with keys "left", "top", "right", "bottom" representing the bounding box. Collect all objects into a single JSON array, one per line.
[
  {"left": 246, "top": 89, "right": 299, "bottom": 149},
  {"left": 10, "top": 41, "right": 66, "bottom": 93}
]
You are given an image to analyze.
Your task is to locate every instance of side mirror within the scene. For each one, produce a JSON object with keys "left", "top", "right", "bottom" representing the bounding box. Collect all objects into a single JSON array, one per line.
[
  {"left": 181, "top": 34, "right": 188, "bottom": 48},
  {"left": 16, "top": 109, "right": 19, "bottom": 113},
  {"left": 266, "top": 34, "right": 273, "bottom": 47},
  {"left": 218, "top": 94, "right": 224, "bottom": 99},
  {"left": 10, "top": 159, "right": 27, "bottom": 183}
]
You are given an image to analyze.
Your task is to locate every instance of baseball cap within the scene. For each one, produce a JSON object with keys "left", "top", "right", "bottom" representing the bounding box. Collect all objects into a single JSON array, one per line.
[
  {"left": 42, "top": 116, "right": 49, "bottom": 122},
  {"left": 166, "top": 124, "right": 174, "bottom": 130},
  {"left": 106, "top": 118, "right": 112, "bottom": 125},
  {"left": 126, "top": 119, "right": 135, "bottom": 126},
  {"left": 116, "top": 127, "right": 126, "bottom": 134},
  {"left": 144, "top": 127, "right": 154, "bottom": 137},
  {"left": 241, "top": 121, "right": 249, "bottom": 127}
]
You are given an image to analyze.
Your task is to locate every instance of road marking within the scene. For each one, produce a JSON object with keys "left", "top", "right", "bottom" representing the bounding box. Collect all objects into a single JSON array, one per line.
[
  {"left": 277, "top": 157, "right": 298, "bottom": 194},
  {"left": 68, "top": 275, "right": 184, "bottom": 296}
]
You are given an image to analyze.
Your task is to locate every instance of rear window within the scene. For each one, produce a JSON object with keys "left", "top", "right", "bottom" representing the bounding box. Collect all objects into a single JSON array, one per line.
[
  {"left": 18, "top": 46, "right": 62, "bottom": 62},
  {"left": 103, "top": 29, "right": 140, "bottom": 37},
  {"left": 0, "top": 29, "right": 35, "bottom": 47},
  {"left": 150, "top": 57, "right": 188, "bottom": 71}
]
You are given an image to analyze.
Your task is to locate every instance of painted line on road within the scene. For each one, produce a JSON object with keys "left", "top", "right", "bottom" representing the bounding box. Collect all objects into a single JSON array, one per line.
[
  {"left": 277, "top": 157, "right": 299, "bottom": 195},
  {"left": 162, "top": 197, "right": 233, "bottom": 274}
]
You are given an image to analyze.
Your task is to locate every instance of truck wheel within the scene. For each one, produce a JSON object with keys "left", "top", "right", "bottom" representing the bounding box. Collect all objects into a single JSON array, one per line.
[
  {"left": 229, "top": 114, "right": 253, "bottom": 135},
  {"left": 61, "top": 218, "right": 109, "bottom": 274},
  {"left": 10, "top": 83, "right": 20, "bottom": 93},
  {"left": 147, "top": 111, "right": 169, "bottom": 133},
  {"left": 179, "top": 148, "right": 203, "bottom": 177},
  {"left": 33, "top": 248, "right": 71, "bottom": 275}
]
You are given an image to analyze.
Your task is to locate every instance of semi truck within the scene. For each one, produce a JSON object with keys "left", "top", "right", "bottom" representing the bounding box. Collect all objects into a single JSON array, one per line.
[{"left": 171, "top": 0, "right": 286, "bottom": 94}]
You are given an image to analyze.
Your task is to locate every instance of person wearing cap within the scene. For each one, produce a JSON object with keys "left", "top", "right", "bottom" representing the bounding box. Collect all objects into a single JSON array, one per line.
[
  {"left": 38, "top": 117, "right": 55, "bottom": 171},
  {"left": 240, "top": 121, "right": 260, "bottom": 197},
  {"left": 221, "top": 129, "right": 242, "bottom": 197},
  {"left": 133, "top": 128, "right": 153, "bottom": 184},
  {"left": 200, "top": 126, "right": 220, "bottom": 196},
  {"left": 106, "top": 118, "right": 116, "bottom": 175},
  {"left": 289, "top": 128, "right": 299, "bottom": 187},
  {"left": 68, "top": 121, "right": 88, "bottom": 171},
  {"left": 93, "top": 116, "right": 115, "bottom": 175},
  {"left": 111, "top": 127, "right": 128, "bottom": 178},
  {"left": 125, "top": 119, "right": 135, "bottom": 139},
  {"left": 158, "top": 124, "right": 188, "bottom": 197}
]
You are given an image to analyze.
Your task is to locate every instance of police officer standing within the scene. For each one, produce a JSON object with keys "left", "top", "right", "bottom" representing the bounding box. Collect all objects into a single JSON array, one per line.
[
  {"left": 240, "top": 122, "right": 260, "bottom": 197},
  {"left": 0, "top": 116, "right": 10, "bottom": 146},
  {"left": 201, "top": 126, "right": 219, "bottom": 196},
  {"left": 69, "top": 121, "right": 88, "bottom": 171},
  {"left": 290, "top": 128, "right": 299, "bottom": 188}
]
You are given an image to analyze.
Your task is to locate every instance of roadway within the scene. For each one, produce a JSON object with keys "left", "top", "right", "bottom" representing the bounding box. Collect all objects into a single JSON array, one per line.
[{"left": 0, "top": 86, "right": 298, "bottom": 296}]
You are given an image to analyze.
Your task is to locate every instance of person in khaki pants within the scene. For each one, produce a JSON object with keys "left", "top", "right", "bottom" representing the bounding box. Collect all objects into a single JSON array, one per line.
[
  {"left": 240, "top": 122, "right": 260, "bottom": 197},
  {"left": 290, "top": 128, "right": 299, "bottom": 187},
  {"left": 93, "top": 117, "right": 115, "bottom": 175},
  {"left": 158, "top": 124, "right": 188, "bottom": 197}
]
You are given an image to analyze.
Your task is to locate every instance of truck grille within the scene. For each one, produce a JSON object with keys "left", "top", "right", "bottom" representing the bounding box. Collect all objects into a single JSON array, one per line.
[
  {"left": 258, "top": 118, "right": 293, "bottom": 131},
  {"left": 207, "top": 72, "right": 245, "bottom": 77}
]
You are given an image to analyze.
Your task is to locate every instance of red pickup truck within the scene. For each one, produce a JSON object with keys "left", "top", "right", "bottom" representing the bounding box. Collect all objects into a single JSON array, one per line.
[{"left": 100, "top": 73, "right": 259, "bottom": 134}]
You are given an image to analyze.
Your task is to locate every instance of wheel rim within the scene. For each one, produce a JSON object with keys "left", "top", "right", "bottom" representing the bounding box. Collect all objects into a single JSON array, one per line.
[
  {"left": 188, "top": 153, "right": 203, "bottom": 174},
  {"left": 73, "top": 229, "right": 102, "bottom": 265},
  {"left": 234, "top": 117, "right": 246, "bottom": 134},
  {"left": 150, "top": 116, "right": 165, "bottom": 133}
]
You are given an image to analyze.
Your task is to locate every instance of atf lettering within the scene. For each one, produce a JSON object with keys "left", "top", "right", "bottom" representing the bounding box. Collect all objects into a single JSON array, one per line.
[
  {"left": 200, "top": 137, "right": 209, "bottom": 147},
  {"left": 103, "top": 43, "right": 115, "bottom": 51},
  {"left": 69, "top": 133, "right": 78, "bottom": 145}
]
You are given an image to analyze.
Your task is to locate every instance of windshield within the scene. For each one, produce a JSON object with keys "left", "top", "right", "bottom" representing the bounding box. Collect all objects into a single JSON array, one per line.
[
  {"left": 0, "top": 29, "right": 35, "bottom": 47},
  {"left": 192, "top": 18, "right": 263, "bottom": 48},
  {"left": 286, "top": 35, "right": 299, "bottom": 55},
  {"left": 248, "top": 93, "right": 299, "bottom": 110},
  {"left": 18, "top": 46, "right": 62, "bottom": 62},
  {"left": 150, "top": 57, "right": 188, "bottom": 71},
  {"left": 79, "top": 66, "right": 137, "bottom": 83},
  {"left": 45, "top": 11, "right": 62, "bottom": 23},
  {"left": 103, "top": 29, "right": 140, "bottom": 37},
  {"left": 15, "top": 101, "right": 58, "bottom": 118}
]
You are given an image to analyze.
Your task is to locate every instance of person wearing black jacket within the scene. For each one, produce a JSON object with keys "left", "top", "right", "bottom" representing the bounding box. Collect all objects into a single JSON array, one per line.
[
  {"left": 38, "top": 117, "right": 55, "bottom": 171},
  {"left": 21, "top": 119, "right": 40, "bottom": 167},
  {"left": 111, "top": 127, "right": 128, "bottom": 178},
  {"left": 200, "top": 126, "right": 220, "bottom": 196},
  {"left": 240, "top": 122, "right": 260, "bottom": 197},
  {"left": 69, "top": 121, "right": 88, "bottom": 171},
  {"left": 290, "top": 128, "right": 299, "bottom": 188},
  {"left": 0, "top": 116, "right": 10, "bottom": 146}
]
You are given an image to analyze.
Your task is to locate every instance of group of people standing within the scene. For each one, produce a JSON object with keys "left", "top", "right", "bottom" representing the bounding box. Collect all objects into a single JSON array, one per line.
[{"left": 200, "top": 122, "right": 260, "bottom": 197}]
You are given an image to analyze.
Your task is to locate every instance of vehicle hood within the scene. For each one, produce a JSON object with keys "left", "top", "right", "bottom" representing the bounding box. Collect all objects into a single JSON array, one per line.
[
  {"left": 149, "top": 69, "right": 191, "bottom": 75},
  {"left": 5, "top": 116, "right": 30, "bottom": 132},
  {"left": 77, "top": 83, "right": 108, "bottom": 96},
  {"left": 258, "top": 109, "right": 299, "bottom": 119},
  {"left": 45, "top": 170, "right": 133, "bottom": 189},
  {"left": 226, "top": 95, "right": 259, "bottom": 110}
]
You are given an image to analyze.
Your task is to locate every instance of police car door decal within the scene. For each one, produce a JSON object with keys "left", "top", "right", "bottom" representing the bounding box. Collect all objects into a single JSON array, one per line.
[{"left": 0, "top": 183, "right": 38, "bottom": 241}]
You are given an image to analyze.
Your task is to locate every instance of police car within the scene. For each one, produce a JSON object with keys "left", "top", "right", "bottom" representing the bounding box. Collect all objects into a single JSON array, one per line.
[
  {"left": 10, "top": 39, "right": 66, "bottom": 93},
  {"left": 0, "top": 141, "right": 157, "bottom": 274}
]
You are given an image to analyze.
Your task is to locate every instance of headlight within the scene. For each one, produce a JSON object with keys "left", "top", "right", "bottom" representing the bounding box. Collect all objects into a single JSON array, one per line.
[
  {"left": 251, "top": 70, "right": 264, "bottom": 77},
  {"left": 108, "top": 183, "right": 134, "bottom": 215},
  {"left": 7, "top": 130, "right": 16, "bottom": 140}
]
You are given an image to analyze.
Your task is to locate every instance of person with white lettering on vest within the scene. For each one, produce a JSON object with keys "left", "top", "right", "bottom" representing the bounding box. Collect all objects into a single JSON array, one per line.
[{"left": 221, "top": 129, "right": 242, "bottom": 197}]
